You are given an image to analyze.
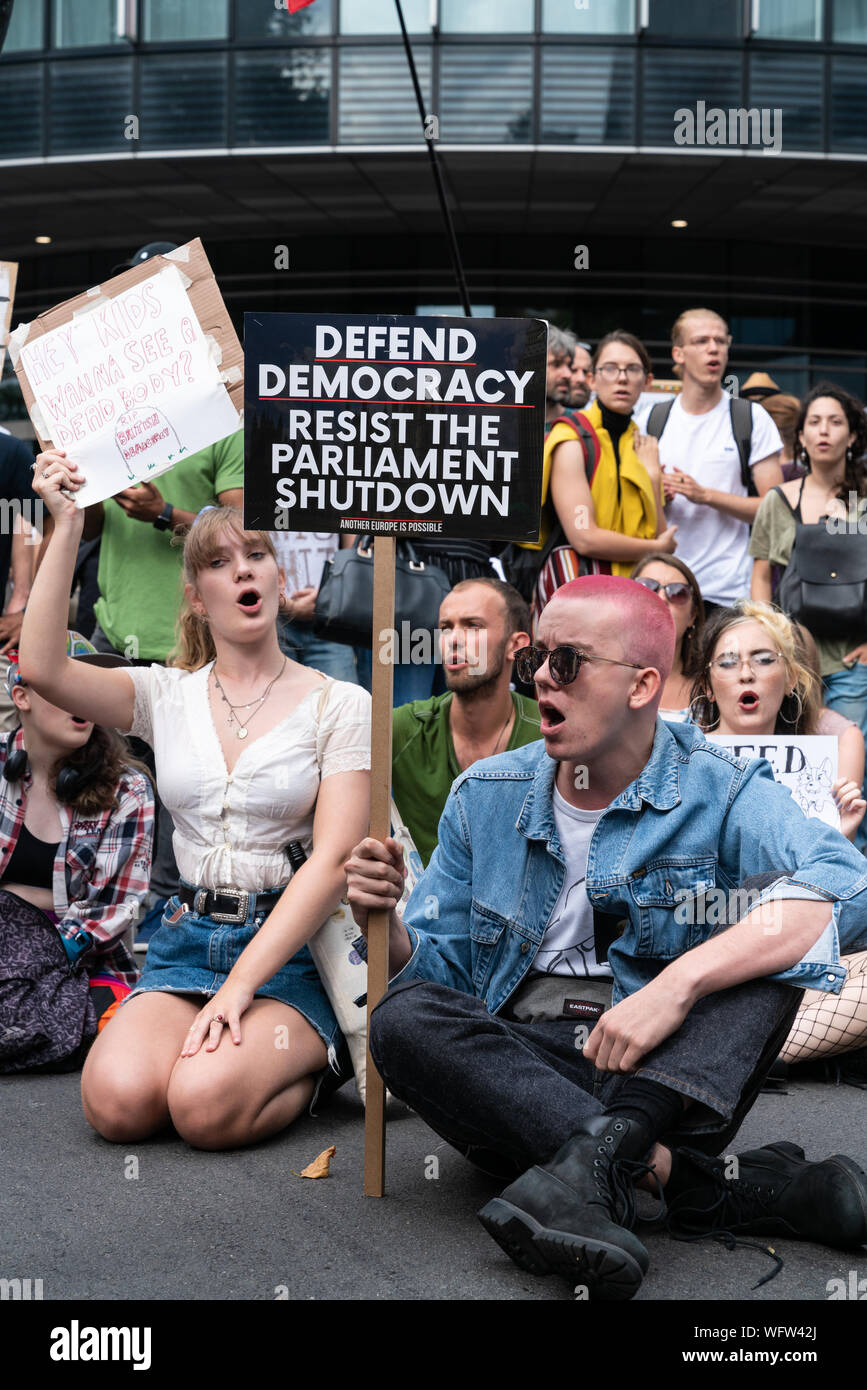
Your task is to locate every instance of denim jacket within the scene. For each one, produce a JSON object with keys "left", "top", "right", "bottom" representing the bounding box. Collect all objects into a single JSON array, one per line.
[{"left": 394, "top": 719, "right": 867, "bottom": 1011}]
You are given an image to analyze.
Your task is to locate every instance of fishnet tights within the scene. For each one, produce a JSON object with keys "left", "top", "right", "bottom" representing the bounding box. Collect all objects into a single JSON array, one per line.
[{"left": 781, "top": 950, "right": 867, "bottom": 1063}]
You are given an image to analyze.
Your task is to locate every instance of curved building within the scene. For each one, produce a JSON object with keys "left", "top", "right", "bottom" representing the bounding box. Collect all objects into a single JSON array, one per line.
[{"left": 2, "top": 0, "right": 867, "bottom": 414}]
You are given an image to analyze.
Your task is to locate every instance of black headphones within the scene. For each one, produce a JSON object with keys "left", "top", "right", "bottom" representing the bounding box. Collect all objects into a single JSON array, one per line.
[{"left": 4, "top": 747, "right": 102, "bottom": 802}]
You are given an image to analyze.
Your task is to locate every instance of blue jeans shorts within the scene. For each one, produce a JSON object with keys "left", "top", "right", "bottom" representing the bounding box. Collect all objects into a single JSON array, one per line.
[{"left": 124, "top": 887, "right": 342, "bottom": 1054}]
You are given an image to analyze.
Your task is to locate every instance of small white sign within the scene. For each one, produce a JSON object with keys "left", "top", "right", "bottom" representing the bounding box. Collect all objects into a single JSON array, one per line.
[
  {"left": 709, "top": 734, "right": 840, "bottom": 829},
  {"left": 19, "top": 264, "right": 239, "bottom": 507}
]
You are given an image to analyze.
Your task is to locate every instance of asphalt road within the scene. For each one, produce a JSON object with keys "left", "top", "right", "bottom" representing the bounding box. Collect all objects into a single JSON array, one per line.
[{"left": 2, "top": 1064, "right": 866, "bottom": 1305}]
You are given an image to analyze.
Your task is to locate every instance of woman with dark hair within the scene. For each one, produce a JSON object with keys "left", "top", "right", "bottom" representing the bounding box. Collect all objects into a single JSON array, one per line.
[
  {"left": 629, "top": 552, "right": 704, "bottom": 721},
  {"left": 691, "top": 600, "right": 867, "bottom": 1083},
  {"left": 22, "top": 453, "right": 370, "bottom": 1150},
  {"left": 518, "top": 330, "right": 678, "bottom": 626},
  {"left": 750, "top": 382, "right": 867, "bottom": 844},
  {"left": 0, "top": 633, "right": 153, "bottom": 1070}
]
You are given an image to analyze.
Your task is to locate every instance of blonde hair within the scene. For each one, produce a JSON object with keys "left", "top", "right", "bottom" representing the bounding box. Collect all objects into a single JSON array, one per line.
[
  {"left": 691, "top": 598, "right": 819, "bottom": 733},
  {"left": 168, "top": 507, "right": 280, "bottom": 672},
  {"left": 671, "top": 307, "right": 730, "bottom": 347}
]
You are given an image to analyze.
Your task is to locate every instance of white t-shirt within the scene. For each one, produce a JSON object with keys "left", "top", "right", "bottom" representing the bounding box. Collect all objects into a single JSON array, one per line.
[
  {"left": 658, "top": 393, "right": 782, "bottom": 606},
  {"left": 535, "top": 787, "right": 612, "bottom": 979},
  {"left": 270, "top": 532, "right": 338, "bottom": 594}
]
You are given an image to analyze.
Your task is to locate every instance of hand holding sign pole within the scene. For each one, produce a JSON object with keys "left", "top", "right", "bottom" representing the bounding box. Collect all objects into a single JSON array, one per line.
[{"left": 244, "top": 311, "right": 546, "bottom": 1194}]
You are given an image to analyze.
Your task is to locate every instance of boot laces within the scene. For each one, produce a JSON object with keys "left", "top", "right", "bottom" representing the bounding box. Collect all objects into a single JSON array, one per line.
[
  {"left": 666, "top": 1154, "right": 784, "bottom": 1289},
  {"left": 592, "top": 1152, "right": 665, "bottom": 1230}
]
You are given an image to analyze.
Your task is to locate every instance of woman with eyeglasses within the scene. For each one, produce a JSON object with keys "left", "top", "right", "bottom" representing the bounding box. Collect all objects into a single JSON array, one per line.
[
  {"left": 691, "top": 599, "right": 867, "bottom": 1084},
  {"left": 690, "top": 600, "right": 865, "bottom": 840},
  {"left": 749, "top": 384, "right": 867, "bottom": 843},
  {"left": 21, "top": 453, "right": 371, "bottom": 1151},
  {"left": 523, "top": 331, "right": 678, "bottom": 626},
  {"left": 629, "top": 553, "right": 704, "bottom": 722}
]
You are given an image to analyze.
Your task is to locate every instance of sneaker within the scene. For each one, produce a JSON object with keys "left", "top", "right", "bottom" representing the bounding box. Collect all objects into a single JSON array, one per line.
[
  {"left": 668, "top": 1140, "right": 867, "bottom": 1250},
  {"left": 477, "top": 1115, "right": 653, "bottom": 1301}
]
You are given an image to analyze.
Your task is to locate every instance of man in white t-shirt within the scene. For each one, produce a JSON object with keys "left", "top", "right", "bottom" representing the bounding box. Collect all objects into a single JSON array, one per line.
[{"left": 654, "top": 309, "right": 783, "bottom": 608}]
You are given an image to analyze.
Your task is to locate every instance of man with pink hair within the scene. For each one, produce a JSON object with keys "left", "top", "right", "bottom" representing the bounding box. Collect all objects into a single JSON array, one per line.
[{"left": 346, "top": 576, "right": 867, "bottom": 1300}]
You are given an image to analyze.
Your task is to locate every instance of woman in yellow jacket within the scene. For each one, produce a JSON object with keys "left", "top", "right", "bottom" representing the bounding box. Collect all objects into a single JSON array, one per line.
[{"left": 526, "top": 331, "right": 678, "bottom": 621}]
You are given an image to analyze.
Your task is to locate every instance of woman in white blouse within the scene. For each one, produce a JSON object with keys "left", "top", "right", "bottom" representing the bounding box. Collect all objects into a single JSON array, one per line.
[{"left": 23, "top": 454, "right": 371, "bottom": 1150}]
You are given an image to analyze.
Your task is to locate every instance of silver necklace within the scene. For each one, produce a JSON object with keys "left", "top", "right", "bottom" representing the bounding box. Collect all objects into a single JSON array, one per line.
[{"left": 212, "top": 658, "right": 287, "bottom": 740}]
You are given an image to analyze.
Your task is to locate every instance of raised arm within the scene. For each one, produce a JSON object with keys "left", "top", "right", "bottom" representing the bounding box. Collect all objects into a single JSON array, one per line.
[{"left": 20, "top": 453, "right": 135, "bottom": 730}]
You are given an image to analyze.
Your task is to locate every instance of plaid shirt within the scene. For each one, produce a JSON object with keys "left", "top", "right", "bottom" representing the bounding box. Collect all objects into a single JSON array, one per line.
[{"left": 0, "top": 729, "right": 154, "bottom": 987}]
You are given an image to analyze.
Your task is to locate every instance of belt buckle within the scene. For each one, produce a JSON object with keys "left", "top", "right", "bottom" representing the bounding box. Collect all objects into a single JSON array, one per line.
[{"left": 209, "top": 888, "right": 249, "bottom": 923}]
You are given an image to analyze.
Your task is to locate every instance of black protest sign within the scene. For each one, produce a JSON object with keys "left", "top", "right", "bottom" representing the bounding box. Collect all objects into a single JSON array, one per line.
[{"left": 243, "top": 312, "right": 546, "bottom": 542}]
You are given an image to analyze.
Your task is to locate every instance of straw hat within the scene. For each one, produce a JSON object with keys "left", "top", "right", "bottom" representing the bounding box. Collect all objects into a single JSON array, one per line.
[{"left": 740, "top": 371, "right": 781, "bottom": 400}]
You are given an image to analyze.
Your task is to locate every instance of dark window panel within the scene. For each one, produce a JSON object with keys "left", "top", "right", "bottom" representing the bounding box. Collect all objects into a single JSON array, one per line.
[
  {"left": 541, "top": 46, "right": 635, "bottom": 144},
  {"left": 338, "top": 45, "right": 431, "bottom": 143},
  {"left": 755, "top": 0, "right": 822, "bottom": 40},
  {"left": 139, "top": 53, "right": 227, "bottom": 148},
  {"left": 646, "top": 0, "right": 742, "bottom": 38},
  {"left": 49, "top": 58, "right": 133, "bottom": 154},
  {"left": 4, "top": 0, "right": 45, "bottom": 51},
  {"left": 54, "top": 0, "right": 124, "bottom": 48},
  {"left": 235, "top": 49, "right": 330, "bottom": 145},
  {"left": 833, "top": 0, "right": 867, "bottom": 42},
  {"left": 142, "top": 0, "right": 228, "bottom": 42},
  {"left": 831, "top": 55, "right": 867, "bottom": 151},
  {"left": 439, "top": 46, "right": 534, "bottom": 143},
  {"left": 0, "top": 62, "right": 43, "bottom": 156},
  {"left": 641, "top": 49, "right": 742, "bottom": 145},
  {"left": 748, "top": 51, "right": 823, "bottom": 150},
  {"left": 234, "top": 0, "right": 333, "bottom": 38}
]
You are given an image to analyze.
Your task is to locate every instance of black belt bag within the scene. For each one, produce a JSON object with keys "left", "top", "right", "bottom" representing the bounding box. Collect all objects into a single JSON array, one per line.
[
  {"left": 313, "top": 537, "right": 452, "bottom": 650},
  {"left": 777, "top": 521, "right": 867, "bottom": 640}
]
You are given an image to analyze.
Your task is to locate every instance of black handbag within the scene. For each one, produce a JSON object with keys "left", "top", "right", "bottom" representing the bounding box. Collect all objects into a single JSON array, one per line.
[
  {"left": 776, "top": 506, "right": 867, "bottom": 641},
  {"left": 313, "top": 537, "right": 452, "bottom": 650}
]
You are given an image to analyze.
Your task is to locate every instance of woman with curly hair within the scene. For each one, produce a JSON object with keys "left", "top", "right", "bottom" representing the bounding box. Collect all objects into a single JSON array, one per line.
[
  {"left": 21, "top": 451, "right": 370, "bottom": 1150},
  {"left": 749, "top": 383, "right": 867, "bottom": 844}
]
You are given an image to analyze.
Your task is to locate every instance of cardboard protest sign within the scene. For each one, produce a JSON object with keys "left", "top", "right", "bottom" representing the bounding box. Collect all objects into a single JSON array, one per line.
[
  {"left": 0, "top": 261, "right": 17, "bottom": 375},
  {"left": 10, "top": 239, "right": 241, "bottom": 507},
  {"left": 709, "top": 734, "right": 840, "bottom": 830},
  {"left": 243, "top": 311, "right": 547, "bottom": 542}
]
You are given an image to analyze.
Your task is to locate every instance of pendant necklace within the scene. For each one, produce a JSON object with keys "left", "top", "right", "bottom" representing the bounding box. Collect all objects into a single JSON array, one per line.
[{"left": 212, "top": 657, "right": 287, "bottom": 739}]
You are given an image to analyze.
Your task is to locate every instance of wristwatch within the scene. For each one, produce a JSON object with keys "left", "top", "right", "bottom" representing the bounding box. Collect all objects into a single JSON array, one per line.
[{"left": 152, "top": 502, "right": 174, "bottom": 531}]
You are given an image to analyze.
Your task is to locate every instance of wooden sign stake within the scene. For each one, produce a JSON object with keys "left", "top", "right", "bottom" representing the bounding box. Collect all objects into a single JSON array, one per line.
[{"left": 364, "top": 537, "right": 396, "bottom": 1197}]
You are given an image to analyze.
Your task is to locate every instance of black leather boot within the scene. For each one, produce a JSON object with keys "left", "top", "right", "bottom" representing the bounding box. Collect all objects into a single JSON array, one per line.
[
  {"left": 477, "top": 1115, "right": 653, "bottom": 1301},
  {"left": 668, "top": 1140, "right": 867, "bottom": 1249}
]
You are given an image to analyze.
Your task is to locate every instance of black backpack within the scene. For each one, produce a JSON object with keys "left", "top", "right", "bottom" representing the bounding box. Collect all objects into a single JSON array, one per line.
[
  {"left": 0, "top": 890, "right": 97, "bottom": 1073},
  {"left": 646, "top": 395, "right": 756, "bottom": 497}
]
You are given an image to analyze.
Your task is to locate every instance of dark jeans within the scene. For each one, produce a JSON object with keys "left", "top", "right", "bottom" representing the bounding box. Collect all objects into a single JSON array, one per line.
[{"left": 370, "top": 975, "right": 802, "bottom": 1176}]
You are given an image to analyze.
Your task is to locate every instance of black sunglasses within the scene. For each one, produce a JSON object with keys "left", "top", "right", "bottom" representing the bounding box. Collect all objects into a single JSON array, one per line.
[
  {"left": 633, "top": 577, "right": 693, "bottom": 606},
  {"left": 515, "top": 644, "right": 644, "bottom": 687}
]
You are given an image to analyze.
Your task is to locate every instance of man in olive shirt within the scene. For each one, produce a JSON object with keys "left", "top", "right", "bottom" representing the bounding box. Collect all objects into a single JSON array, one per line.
[{"left": 392, "top": 578, "right": 540, "bottom": 866}]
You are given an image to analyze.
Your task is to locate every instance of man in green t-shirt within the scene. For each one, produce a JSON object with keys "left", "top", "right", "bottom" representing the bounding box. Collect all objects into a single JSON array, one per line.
[
  {"left": 88, "top": 429, "right": 244, "bottom": 662},
  {"left": 392, "top": 578, "right": 540, "bottom": 866}
]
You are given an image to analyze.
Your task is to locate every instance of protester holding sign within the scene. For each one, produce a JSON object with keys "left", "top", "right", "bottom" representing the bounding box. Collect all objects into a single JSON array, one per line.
[{"left": 22, "top": 458, "right": 370, "bottom": 1151}]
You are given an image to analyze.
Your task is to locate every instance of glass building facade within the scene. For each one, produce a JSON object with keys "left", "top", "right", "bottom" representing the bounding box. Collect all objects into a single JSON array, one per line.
[{"left": 3, "top": 0, "right": 867, "bottom": 415}]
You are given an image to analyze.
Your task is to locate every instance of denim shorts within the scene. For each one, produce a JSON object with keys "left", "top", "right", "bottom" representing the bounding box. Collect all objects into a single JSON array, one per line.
[{"left": 125, "top": 889, "right": 341, "bottom": 1053}]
